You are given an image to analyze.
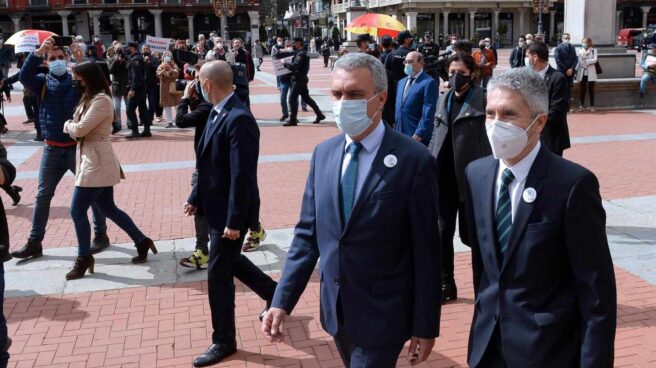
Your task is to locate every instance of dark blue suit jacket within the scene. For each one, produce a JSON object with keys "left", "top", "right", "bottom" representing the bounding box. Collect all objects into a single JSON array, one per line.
[
  {"left": 188, "top": 94, "right": 260, "bottom": 231},
  {"left": 272, "top": 124, "right": 442, "bottom": 348},
  {"left": 395, "top": 72, "right": 438, "bottom": 145},
  {"left": 464, "top": 145, "right": 616, "bottom": 368}
]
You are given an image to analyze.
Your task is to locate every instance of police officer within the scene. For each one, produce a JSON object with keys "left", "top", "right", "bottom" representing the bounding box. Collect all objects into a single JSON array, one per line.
[
  {"left": 282, "top": 37, "right": 325, "bottom": 127},
  {"left": 384, "top": 30, "right": 414, "bottom": 127},
  {"left": 125, "top": 41, "right": 152, "bottom": 138},
  {"left": 418, "top": 32, "right": 442, "bottom": 81},
  {"left": 231, "top": 38, "right": 255, "bottom": 108}
]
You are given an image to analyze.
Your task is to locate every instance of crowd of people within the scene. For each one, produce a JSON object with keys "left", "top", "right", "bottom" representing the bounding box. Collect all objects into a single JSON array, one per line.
[{"left": 0, "top": 27, "right": 622, "bottom": 368}]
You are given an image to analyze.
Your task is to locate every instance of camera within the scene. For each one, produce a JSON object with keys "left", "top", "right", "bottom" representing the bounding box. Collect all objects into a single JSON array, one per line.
[{"left": 176, "top": 79, "right": 190, "bottom": 92}]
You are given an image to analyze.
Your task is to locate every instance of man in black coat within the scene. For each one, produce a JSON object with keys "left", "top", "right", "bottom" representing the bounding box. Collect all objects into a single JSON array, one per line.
[
  {"left": 384, "top": 30, "right": 414, "bottom": 127},
  {"left": 125, "top": 41, "right": 152, "bottom": 138},
  {"left": 527, "top": 42, "right": 570, "bottom": 156},
  {"left": 282, "top": 38, "right": 326, "bottom": 127},
  {"left": 509, "top": 36, "right": 527, "bottom": 68},
  {"left": 465, "top": 68, "right": 615, "bottom": 368},
  {"left": 554, "top": 33, "right": 578, "bottom": 110},
  {"left": 187, "top": 61, "right": 277, "bottom": 367},
  {"left": 0, "top": 158, "right": 14, "bottom": 366},
  {"left": 232, "top": 38, "right": 255, "bottom": 108}
]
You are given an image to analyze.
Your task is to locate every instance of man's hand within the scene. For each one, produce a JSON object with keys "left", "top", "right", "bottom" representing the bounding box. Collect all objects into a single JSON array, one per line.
[
  {"left": 222, "top": 227, "right": 240, "bottom": 240},
  {"left": 184, "top": 80, "right": 197, "bottom": 99},
  {"left": 407, "top": 337, "right": 435, "bottom": 366},
  {"left": 412, "top": 134, "right": 423, "bottom": 142},
  {"left": 36, "top": 37, "right": 54, "bottom": 58},
  {"left": 128, "top": 90, "right": 135, "bottom": 99},
  {"left": 261, "top": 307, "right": 287, "bottom": 343},
  {"left": 566, "top": 68, "right": 573, "bottom": 77},
  {"left": 144, "top": 56, "right": 151, "bottom": 63},
  {"left": 183, "top": 202, "right": 196, "bottom": 216}
]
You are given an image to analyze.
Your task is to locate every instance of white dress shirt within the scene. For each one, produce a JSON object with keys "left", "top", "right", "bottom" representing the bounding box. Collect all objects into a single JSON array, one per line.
[
  {"left": 342, "top": 121, "right": 386, "bottom": 202},
  {"left": 212, "top": 92, "right": 235, "bottom": 116},
  {"left": 536, "top": 63, "right": 550, "bottom": 79},
  {"left": 494, "top": 142, "right": 541, "bottom": 222}
]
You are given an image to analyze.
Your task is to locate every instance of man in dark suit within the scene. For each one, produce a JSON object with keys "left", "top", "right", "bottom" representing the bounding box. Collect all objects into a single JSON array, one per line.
[
  {"left": 509, "top": 36, "right": 527, "bottom": 68},
  {"left": 384, "top": 30, "right": 414, "bottom": 128},
  {"left": 262, "top": 53, "right": 442, "bottom": 368},
  {"left": 464, "top": 68, "right": 616, "bottom": 368},
  {"left": 395, "top": 51, "right": 438, "bottom": 146},
  {"left": 283, "top": 37, "right": 326, "bottom": 127},
  {"left": 554, "top": 33, "right": 578, "bottom": 110},
  {"left": 185, "top": 61, "right": 277, "bottom": 367},
  {"left": 526, "top": 42, "right": 570, "bottom": 156}
]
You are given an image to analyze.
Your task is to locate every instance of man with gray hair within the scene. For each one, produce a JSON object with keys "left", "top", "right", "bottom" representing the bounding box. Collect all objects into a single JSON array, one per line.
[
  {"left": 464, "top": 67, "right": 616, "bottom": 368},
  {"left": 262, "top": 53, "right": 442, "bottom": 368}
]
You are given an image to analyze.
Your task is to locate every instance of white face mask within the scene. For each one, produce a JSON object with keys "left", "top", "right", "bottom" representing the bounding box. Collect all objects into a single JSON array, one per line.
[
  {"left": 332, "top": 93, "right": 380, "bottom": 137},
  {"left": 485, "top": 116, "right": 539, "bottom": 159}
]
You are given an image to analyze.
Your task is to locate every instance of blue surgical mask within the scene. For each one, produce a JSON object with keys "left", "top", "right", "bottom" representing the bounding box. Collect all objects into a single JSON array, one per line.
[
  {"left": 404, "top": 64, "right": 414, "bottom": 76},
  {"left": 332, "top": 92, "right": 380, "bottom": 137},
  {"left": 201, "top": 84, "right": 209, "bottom": 103},
  {"left": 163, "top": 56, "right": 172, "bottom": 63},
  {"left": 49, "top": 60, "right": 67, "bottom": 77}
]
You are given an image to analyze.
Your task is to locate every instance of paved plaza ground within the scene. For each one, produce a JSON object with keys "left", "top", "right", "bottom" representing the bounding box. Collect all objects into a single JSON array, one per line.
[{"left": 0, "top": 49, "right": 655, "bottom": 367}]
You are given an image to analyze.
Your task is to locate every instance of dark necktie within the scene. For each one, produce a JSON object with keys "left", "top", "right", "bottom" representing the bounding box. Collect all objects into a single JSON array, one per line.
[
  {"left": 203, "top": 109, "right": 220, "bottom": 147},
  {"left": 495, "top": 168, "right": 515, "bottom": 259},
  {"left": 340, "top": 142, "right": 363, "bottom": 225},
  {"left": 403, "top": 77, "right": 415, "bottom": 101}
]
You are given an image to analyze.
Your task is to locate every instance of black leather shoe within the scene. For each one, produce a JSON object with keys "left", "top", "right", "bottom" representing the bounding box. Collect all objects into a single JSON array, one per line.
[
  {"left": 126, "top": 132, "right": 140, "bottom": 139},
  {"left": 193, "top": 344, "right": 237, "bottom": 367},
  {"left": 441, "top": 281, "right": 458, "bottom": 304},
  {"left": 11, "top": 240, "right": 43, "bottom": 259},
  {"left": 140, "top": 131, "right": 152, "bottom": 138},
  {"left": 8, "top": 185, "right": 22, "bottom": 206},
  {"left": 90, "top": 233, "right": 111, "bottom": 254},
  {"left": 313, "top": 113, "right": 326, "bottom": 124},
  {"left": 111, "top": 126, "right": 122, "bottom": 135},
  {"left": 283, "top": 120, "right": 298, "bottom": 127},
  {"left": 259, "top": 300, "right": 272, "bottom": 322},
  {"left": 279, "top": 114, "right": 289, "bottom": 122}
]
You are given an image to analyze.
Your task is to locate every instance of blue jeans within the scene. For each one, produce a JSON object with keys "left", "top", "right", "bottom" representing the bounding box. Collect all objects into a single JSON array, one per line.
[
  {"left": 113, "top": 94, "right": 128, "bottom": 129},
  {"left": 30, "top": 146, "right": 107, "bottom": 243},
  {"left": 279, "top": 81, "right": 307, "bottom": 117},
  {"left": 640, "top": 74, "right": 656, "bottom": 94},
  {"left": 0, "top": 262, "right": 9, "bottom": 367},
  {"left": 71, "top": 186, "right": 146, "bottom": 257}
]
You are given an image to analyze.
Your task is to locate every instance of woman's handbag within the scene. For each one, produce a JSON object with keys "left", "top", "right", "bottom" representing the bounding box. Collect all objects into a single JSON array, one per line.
[
  {"left": 169, "top": 81, "right": 182, "bottom": 96},
  {"left": 594, "top": 50, "right": 603, "bottom": 74}
]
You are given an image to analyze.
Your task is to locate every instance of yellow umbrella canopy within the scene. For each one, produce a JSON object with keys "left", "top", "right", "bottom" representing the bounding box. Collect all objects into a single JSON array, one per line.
[{"left": 345, "top": 13, "right": 406, "bottom": 37}]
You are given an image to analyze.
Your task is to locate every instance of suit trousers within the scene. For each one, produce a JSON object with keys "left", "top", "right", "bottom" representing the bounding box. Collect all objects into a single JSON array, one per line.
[
  {"left": 208, "top": 227, "right": 277, "bottom": 345},
  {"left": 126, "top": 88, "right": 151, "bottom": 134},
  {"left": 478, "top": 324, "right": 507, "bottom": 368},
  {"left": 333, "top": 300, "right": 404, "bottom": 368},
  {"left": 288, "top": 79, "right": 321, "bottom": 119}
]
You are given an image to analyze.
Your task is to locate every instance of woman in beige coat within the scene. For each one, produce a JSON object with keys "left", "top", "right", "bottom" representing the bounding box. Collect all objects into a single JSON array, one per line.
[
  {"left": 63, "top": 61, "right": 157, "bottom": 280},
  {"left": 156, "top": 51, "right": 181, "bottom": 128},
  {"left": 576, "top": 36, "right": 598, "bottom": 112}
]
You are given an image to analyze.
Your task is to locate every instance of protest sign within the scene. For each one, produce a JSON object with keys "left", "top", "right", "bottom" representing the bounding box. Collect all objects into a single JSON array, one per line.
[
  {"left": 15, "top": 35, "right": 39, "bottom": 54},
  {"left": 272, "top": 55, "right": 294, "bottom": 77},
  {"left": 146, "top": 35, "right": 171, "bottom": 54}
]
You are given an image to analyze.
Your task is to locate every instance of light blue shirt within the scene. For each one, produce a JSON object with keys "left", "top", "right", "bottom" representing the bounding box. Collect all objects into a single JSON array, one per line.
[
  {"left": 342, "top": 120, "right": 386, "bottom": 201},
  {"left": 494, "top": 141, "right": 541, "bottom": 221}
]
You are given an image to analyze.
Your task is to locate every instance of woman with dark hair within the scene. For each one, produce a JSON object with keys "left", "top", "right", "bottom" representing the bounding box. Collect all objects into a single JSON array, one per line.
[
  {"left": 429, "top": 52, "right": 491, "bottom": 304},
  {"left": 63, "top": 61, "right": 157, "bottom": 280}
]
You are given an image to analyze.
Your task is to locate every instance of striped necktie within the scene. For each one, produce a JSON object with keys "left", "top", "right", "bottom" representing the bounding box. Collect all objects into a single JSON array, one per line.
[
  {"left": 496, "top": 168, "right": 515, "bottom": 258},
  {"left": 403, "top": 77, "right": 415, "bottom": 101},
  {"left": 340, "top": 142, "right": 363, "bottom": 225}
]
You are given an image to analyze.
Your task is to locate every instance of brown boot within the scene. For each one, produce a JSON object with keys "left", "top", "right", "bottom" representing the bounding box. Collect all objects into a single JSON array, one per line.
[
  {"left": 131, "top": 238, "right": 158, "bottom": 264},
  {"left": 65, "top": 255, "right": 95, "bottom": 280}
]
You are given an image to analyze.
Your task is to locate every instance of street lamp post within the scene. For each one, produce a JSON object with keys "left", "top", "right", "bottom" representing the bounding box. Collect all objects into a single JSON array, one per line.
[{"left": 537, "top": 0, "right": 543, "bottom": 35}]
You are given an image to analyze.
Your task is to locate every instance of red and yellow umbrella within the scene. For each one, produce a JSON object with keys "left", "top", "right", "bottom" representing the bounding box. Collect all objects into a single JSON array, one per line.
[
  {"left": 345, "top": 13, "right": 406, "bottom": 38},
  {"left": 4, "top": 30, "right": 58, "bottom": 45}
]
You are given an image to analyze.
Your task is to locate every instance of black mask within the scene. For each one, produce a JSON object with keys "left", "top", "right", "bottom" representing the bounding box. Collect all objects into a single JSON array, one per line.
[
  {"left": 449, "top": 73, "right": 470, "bottom": 93},
  {"left": 72, "top": 79, "right": 84, "bottom": 92},
  {"left": 479, "top": 45, "right": 486, "bottom": 50}
]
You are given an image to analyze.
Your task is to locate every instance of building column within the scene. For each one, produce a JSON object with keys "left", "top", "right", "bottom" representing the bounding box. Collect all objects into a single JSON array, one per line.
[
  {"left": 616, "top": 10, "right": 623, "bottom": 35},
  {"left": 119, "top": 10, "right": 133, "bottom": 42},
  {"left": 405, "top": 11, "right": 418, "bottom": 33},
  {"left": 493, "top": 9, "right": 500, "bottom": 38},
  {"left": 642, "top": 6, "right": 651, "bottom": 29},
  {"left": 57, "top": 11, "right": 72, "bottom": 37},
  {"left": 549, "top": 10, "right": 556, "bottom": 39},
  {"left": 443, "top": 11, "right": 449, "bottom": 37},
  {"left": 11, "top": 14, "right": 22, "bottom": 33},
  {"left": 88, "top": 10, "right": 102, "bottom": 38},
  {"left": 434, "top": 11, "right": 440, "bottom": 39},
  {"left": 149, "top": 9, "right": 163, "bottom": 38},
  {"left": 469, "top": 9, "right": 476, "bottom": 40},
  {"left": 221, "top": 15, "right": 228, "bottom": 39},
  {"left": 187, "top": 14, "right": 195, "bottom": 42},
  {"left": 248, "top": 10, "right": 259, "bottom": 56},
  {"left": 519, "top": 8, "right": 526, "bottom": 36}
]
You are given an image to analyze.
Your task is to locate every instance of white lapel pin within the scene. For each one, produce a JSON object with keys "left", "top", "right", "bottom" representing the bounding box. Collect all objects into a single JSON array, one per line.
[
  {"left": 523, "top": 187, "right": 537, "bottom": 203},
  {"left": 384, "top": 154, "right": 397, "bottom": 168}
]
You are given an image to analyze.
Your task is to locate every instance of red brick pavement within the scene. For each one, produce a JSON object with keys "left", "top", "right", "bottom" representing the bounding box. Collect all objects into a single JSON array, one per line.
[{"left": 4, "top": 253, "right": 656, "bottom": 368}]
